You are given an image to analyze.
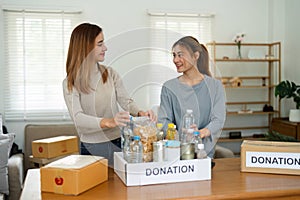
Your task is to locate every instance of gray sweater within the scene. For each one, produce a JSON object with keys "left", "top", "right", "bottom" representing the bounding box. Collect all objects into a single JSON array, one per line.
[
  {"left": 158, "top": 75, "right": 226, "bottom": 157},
  {"left": 63, "top": 65, "right": 140, "bottom": 143}
]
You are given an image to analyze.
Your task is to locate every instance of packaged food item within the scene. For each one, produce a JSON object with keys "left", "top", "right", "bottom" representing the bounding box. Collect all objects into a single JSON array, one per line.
[
  {"left": 132, "top": 117, "right": 157, "bottom": 162},
  {"left": 166, "top": 123, "right": 177, "bottom": 140}
]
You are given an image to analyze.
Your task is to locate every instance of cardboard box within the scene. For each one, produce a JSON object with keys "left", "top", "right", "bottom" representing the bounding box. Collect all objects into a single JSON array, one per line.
[
  {"left": 241, "top": 140, "right": 300, "bottom": 175},
  {"left": 40, "top": 155, "right": 108, "bottom": 195},
  {"left": 114, "top": 152, "right": 211, "bottom": 186},
  {"left": 32, "top": 136, "right": 78, "bottom": 158}
]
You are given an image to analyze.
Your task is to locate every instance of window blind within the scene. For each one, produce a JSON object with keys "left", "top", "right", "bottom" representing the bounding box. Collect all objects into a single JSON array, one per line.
[
  {"left": 145, "top": 12, "right": 215, "bottom": 109},
  {"left": 3, "top": 9, "right": 81, "bottom": 121},
  {"left": 149, "top": 12, "right": 215, "bottom": 68}
]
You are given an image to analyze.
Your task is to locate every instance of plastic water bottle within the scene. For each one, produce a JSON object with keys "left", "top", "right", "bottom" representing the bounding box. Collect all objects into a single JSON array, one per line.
[
  {"left": 191, "top": 131, "right": 202, "bottom": 156},
  {"left": 129, "top": 135, "right": 143, "bottom": 163},
  {"left": 0, "top": 113, "right": 3, "bottom": 134},
  {"left": 197, "top": 144, "right": 207, "bottom": 159},
  {"left": 156, "top": 123, "right": 164, "bottom": 141},
  {"left": 121, "top": 117, "right": 133, "bottom": 161},
  {"left": 122, "top": 132, "right": 132, "bottom": 162},
  {"left": 181, "top": 109, "right": 195, "bottom": 143}
]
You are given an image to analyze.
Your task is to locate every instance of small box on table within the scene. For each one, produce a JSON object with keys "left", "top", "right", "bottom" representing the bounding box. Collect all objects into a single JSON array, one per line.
[
  {"left": 32, "top": 136, "right": 78, "bottom": 158},
  {"left": 114, "top": 152, "right": 211, "bottom": 186},
  {"left": 241, "top": 140, "right": 300, "bottom": 175},
  {"left": 40, "top": 155, "right": 108, "bottom": 195}
]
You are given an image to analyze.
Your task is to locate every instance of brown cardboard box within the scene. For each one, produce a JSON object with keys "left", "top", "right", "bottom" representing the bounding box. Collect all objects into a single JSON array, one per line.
[
  {"left": 41, "top": 155, "right": 108, "bottom": 195},
  {"left": 241, "top": 140, "right": 300, "bottom": 175},
  {"left": 32, "top": 136, "right": 78, "bottom": 158}
]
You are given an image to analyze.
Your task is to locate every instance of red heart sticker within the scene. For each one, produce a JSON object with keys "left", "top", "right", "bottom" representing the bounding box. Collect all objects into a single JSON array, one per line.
[{"left": 55, "top": 176, "right": 64, "bottom": 186}]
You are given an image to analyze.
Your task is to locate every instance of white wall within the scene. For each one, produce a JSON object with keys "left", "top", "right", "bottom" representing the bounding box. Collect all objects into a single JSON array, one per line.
[
  {"left": 282, "top": 0, "right": 300, "bottom": 116},
  {"left": 0, "top": 0, "right": 297, "bottom": 149}
]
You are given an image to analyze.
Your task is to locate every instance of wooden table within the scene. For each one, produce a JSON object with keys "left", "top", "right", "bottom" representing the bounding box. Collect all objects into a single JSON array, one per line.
[
  {"left": 20, "top": 158, "right": 300, "bottom": 200},
  {"left": 271, "top": 117, "right": 300, "bottom": 140}
]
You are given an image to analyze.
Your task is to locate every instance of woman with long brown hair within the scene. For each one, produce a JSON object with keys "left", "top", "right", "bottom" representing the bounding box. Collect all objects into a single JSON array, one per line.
[{"left": 63, "top": 23, "right": 155, "bottom": 166}]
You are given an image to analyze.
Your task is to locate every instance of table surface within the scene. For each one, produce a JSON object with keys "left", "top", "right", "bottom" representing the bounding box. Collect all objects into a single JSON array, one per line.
[{"left": 20, "top": 158, "right": 300, "bottom": 200}]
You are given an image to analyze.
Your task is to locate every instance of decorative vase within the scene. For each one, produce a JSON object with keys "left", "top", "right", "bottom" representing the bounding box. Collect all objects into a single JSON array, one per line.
[
  {"left": 289, "top": 109, "right": 300, "bottom": 122},
  {"left": 237, "top": 44, "right": 242, "bottom": 59}
]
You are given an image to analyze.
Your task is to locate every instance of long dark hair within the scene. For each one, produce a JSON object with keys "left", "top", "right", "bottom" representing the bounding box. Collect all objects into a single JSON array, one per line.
[
  {"left": 66, "top": 23, "right": 108, "bottom": 93},
  {"left": 172, "top": 36, "right": 211, "bottom": 76}
]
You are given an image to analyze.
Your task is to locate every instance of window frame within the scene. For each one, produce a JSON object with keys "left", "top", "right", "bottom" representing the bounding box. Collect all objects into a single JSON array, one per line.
[{"left": 2, "top": 8, "right": 81, "bottom": 121}]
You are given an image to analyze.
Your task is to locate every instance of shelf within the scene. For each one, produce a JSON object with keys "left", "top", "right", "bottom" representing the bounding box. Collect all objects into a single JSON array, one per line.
[
  {"left": 218, "top": 136, "right": 265, "bottom": 143},
  {"left": 226, "top": 101, "right": 270, "bottom": 105},
  {"left": 206, "top": 42, "right": 281, "bottom": 46},
  {"left": 226, "top": 111, "right": 278, "bottom": 115},
  {"left": 215, "top": 58, "right": 280, "bottom": 62},
  {"left": 218, "top": 76, "right": 269, "bottom": 80},
  {"left": 222, "top": 126, "right": 269, "bottom": 131},
  {"left": 224, "top": 85, "right": 270, "bottom": 88},
  {"left": 207, "top": 41, "right": 281, "bottom": 135}
]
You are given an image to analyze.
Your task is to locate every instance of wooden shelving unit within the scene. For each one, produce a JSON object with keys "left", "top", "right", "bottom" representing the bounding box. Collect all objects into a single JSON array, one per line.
[{"left": 207, "top": 41, "right": 281, "bottom": 135}]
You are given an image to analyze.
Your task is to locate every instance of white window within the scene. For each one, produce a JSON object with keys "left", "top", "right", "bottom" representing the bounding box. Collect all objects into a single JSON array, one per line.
[
  {"left": 149, "top": 12, "right": 215, "bottom": 68},
  {"left": 3, "top": 9, "right": 81, "bottom": 121},
  {"left": 139, "top": 12, "right": 215, "bottom": 110}
]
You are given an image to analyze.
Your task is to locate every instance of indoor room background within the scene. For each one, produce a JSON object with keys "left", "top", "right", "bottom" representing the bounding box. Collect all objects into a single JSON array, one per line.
[{"left": 0, "top": 0, "right": 299, "bottom": 151}]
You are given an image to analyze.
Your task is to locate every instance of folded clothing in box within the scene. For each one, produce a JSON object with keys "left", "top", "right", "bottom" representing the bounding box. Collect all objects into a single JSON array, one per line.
[
  {"left": 32, "top": 136, "right": 78, "bottom": 158},
  {"left": 40, "top": 155, "right": 108, "bottom": 195}
]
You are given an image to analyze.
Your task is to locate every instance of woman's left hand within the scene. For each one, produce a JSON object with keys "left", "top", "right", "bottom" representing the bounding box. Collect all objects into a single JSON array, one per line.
[{"left": 138, "top": 110, "right": 157, "bottom": 122}]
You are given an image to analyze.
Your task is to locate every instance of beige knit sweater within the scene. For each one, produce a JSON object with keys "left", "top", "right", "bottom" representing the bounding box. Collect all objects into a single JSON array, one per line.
[{"left": 63, "top": 64, "right": 140, "bottom": 143}]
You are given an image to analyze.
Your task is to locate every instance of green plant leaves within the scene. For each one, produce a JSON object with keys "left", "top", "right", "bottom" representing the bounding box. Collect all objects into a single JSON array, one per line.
[
  {"left": 275, "top": 80, "right": 300, "bottom": 109},
  {"left": 264, "top": 131, "right": 298, "bottom": 142}
]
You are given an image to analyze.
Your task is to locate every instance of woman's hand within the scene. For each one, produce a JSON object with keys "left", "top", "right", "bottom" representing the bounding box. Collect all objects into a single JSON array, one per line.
[
  {"left": 138, "top": 110, "right": 157, "bottom": 122},
  {"left": 100, "top": 111, "right": 130, "bottom": 128},
  {"left": 199, "top": 128, "right": 211, "bottom": 138},
  {"left": 191, "top": 124, "right": 211, "bottom": 138}
]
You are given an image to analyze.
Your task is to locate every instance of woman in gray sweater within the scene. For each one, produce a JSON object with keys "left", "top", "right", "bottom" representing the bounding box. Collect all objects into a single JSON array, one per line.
[
  {"left": 63, "top": 23, "right": 155, "bottom": 166},
  {"left": 158, "top": 36, "right": 226, "bottom": 158}
]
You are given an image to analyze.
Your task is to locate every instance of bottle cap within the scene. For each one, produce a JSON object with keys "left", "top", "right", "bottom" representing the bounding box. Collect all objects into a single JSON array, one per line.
[
  {"left": 186, "top": 109, "right": 193, "bottom": 113},
  {"left": 197, "top": 143, "right": 204, "bottom": 149},
  {"left": 165, "top": 140, "right": 180, "bottom": 147},
  {"left": 156, "top": 123, "right": 163, "bottom": 129},
  {"left": 187, "top": 128, "right": 194, "bottom": 134},
  {"left": 133, "top": 135, "right": 140, "bottom": 140},
  {"left": 168, "top": 123, "right": 174, "bottom": 128}
]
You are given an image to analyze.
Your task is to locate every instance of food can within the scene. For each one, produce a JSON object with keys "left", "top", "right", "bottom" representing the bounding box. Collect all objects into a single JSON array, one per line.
[
  {"left": 165, "top": 140, "right": 180, "bottom": 162},
  {"left": 180, "top": 143, "right": 195, "bottom": 160},
  {"left": 153, "top": 141, "right": 165, "bottom": 162}
]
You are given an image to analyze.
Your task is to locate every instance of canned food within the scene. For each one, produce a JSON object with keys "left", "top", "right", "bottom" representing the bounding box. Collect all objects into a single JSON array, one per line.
[
  {"left": 180, "top": 143, "right": 195, "bottom": 160},
  {"left": 153, "top": 141, "right": 165, "bottom": 162}
]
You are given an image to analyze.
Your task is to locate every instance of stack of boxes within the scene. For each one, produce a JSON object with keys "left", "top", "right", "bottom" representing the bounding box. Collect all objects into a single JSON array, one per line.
[
  {"left": 31, "top": 136, "right": 79, "bottom": 160},
  {"left": 31, "top": 136, "right": 108, "bottom": 195}
]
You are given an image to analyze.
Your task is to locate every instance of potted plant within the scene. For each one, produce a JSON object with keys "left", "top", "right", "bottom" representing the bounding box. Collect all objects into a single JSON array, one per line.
[{"left": 275, "top": 80, "right": 300, "bottom": 122}]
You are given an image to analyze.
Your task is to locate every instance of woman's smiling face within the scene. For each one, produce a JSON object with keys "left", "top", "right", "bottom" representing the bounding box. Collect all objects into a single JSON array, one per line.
[{"left": 172, "top": 44, "right": 198, "bottom": 73}]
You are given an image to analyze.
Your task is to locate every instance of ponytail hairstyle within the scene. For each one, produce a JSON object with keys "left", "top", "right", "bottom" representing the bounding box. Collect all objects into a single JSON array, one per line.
[
  {"left": 172, "top": 36, "right": 211, "bottom": 77},
  {"left": 66, "top": 23, "right": 108, "bottom": 94}
]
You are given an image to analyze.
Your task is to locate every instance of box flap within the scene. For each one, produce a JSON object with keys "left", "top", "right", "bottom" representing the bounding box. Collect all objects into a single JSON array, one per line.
[
  {"left": 242, "top": 140, "right": 300, "bottom": 148},
  {"left": 44, "top": 155, "right": 104, "bottom": 169},
  {"left": 33, "top": 135, "right": 77, "bottom": 143}
]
